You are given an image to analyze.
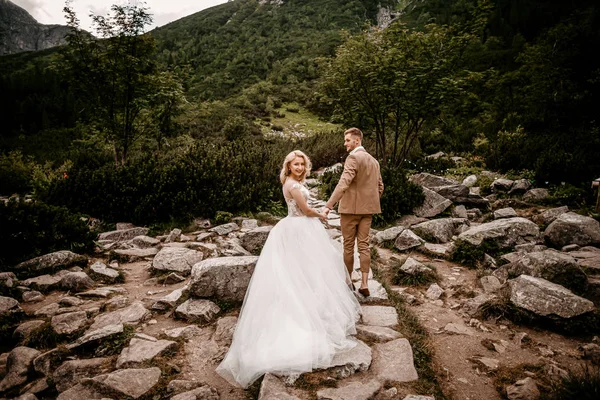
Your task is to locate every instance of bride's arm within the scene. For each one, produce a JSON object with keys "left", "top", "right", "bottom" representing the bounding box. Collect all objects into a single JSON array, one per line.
[{"left": 288, "top": 185, "right": 323, "bottom": 219}]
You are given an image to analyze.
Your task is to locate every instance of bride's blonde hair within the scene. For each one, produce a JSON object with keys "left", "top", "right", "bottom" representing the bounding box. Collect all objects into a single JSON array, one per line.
[{"left": 280, "top": 150, "right": 312, "bottom": 184}]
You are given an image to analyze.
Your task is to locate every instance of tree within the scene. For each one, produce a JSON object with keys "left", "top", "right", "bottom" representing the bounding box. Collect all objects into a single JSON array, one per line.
[
  {"left": 62, "top": 1, "right": 169, "bottom": 165},
  {"left": 320, "top": 23, "right": 475, "bottom": 166}
]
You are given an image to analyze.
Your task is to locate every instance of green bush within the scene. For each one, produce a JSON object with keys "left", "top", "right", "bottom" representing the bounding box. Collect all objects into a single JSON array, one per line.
[
  {"left": 214, "top": 211, "right": 233, "bottom": 225},
  {"left": 42, "top": 137, "right": 290, "bottom": 225},
  {"left": 0, "top": 198, "right": 95, "bottom": 269},
  {"left": 299, "top": 130, "right": 347, "bottom": 170},
  {"left": 0, "top": 151, "right": 34, "bottom": 195}
]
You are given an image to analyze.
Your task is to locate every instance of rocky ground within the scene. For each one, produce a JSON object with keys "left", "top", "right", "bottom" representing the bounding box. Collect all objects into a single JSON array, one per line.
[{"left": 1, "top": 171, "right": 599, "bottom": 400}]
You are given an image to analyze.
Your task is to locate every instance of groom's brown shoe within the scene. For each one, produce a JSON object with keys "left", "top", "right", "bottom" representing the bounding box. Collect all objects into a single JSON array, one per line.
[{"left": 358, "top": 287, "right": 370, "bottom": 297}]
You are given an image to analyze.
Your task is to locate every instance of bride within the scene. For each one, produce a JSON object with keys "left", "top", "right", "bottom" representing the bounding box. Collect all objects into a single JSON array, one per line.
[{"left": 216, "top": 150, "right": 361, "bottom": 388}]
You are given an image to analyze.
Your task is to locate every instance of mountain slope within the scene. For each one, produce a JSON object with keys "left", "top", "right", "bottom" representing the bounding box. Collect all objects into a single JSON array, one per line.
[
  {"left": 152, "top": 0, "right": 393, "bottom": 99},
  {"left": 0, "top": 0, "right": 70, "bottom": 55}
]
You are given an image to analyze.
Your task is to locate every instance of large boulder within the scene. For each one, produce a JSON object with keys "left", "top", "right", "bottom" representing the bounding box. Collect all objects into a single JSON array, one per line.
[
  {"left": 60, "top": 272, "right": 95, "bottom": 292},
  {"left": 412, "top": 218, "right": 468, "bottom": 243},
  {"left": 189, "top": 256, "right": 258, "bottom": 302},
  {"left": 523, "top": 188, "right": 550, "bottom": 203},
  {"left": 151, "top": 247, "right": 203, "bottom": 276},
  {"left": 51, "top": 311, "right": 88, "bottom": 336},
  {"left": 174, "top": 299, "right": 220, "bottom": 323},
  {"left": 371, "top": 338, "right": 418, "bottom": 382},
  {"left": 502, "top": 275, "right": 594, "bottom": 318},
  {"left": 98, "top": 227, "right": 149, "bottom": 242},
  {"left": 410, "top": 173, "right": 459, "bottom": 188},
  {"left": 372, "top": 226, "right": 405, "bottom": 246},
  {"left": 508, "top": 179, "right": 532, "bottom": 195},
  {"left": 240, "top": 226, "right": 273, "bottom": 255},
  {"left": 394, "top": 229, "right": 425, "bottom": 251},
  {"left": 507, "top": 250, "right": 588, "bottom": 294},
  {"left": 457, "top": 217, "right": 540, "bottom": 248},
  {"left": 413, "top": 187, "right": 452, "bottom": 218},
  {"left": 0, "top": 346, "right": 41, "bottom": 392},
  {"left": 544, "top": 212, "right": 600, "bottom": 248},
  {"left": 0, "top": 296, "right": 24, "bottom": 333},
  {"left": 53, "top": 358, "right": 111, "bottom": 393},
  {"left": 12, "top": 251, "right": 87, "bottom": 278},
  {"left": 532, "top": 206, "right": 569, "bottom": 225}
]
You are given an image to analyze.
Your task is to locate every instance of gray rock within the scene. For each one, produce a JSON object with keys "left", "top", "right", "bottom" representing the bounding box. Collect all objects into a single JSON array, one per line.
[
  {"left": 494, "top": 207, "right": 517, "bottom": 219},
  {"left": 258, "top": 374, "right": 300, "bottom": 400},
  {"left": 0, "top": 346, "right": 41, "bottom": 392},
  {"left": 425, "top": 283, "right": 444, "bottom": 300},
  {"left": 507, "top": 249, "right": 588, "bottom": 294},
  {"left": 453, "top": 205, "right": 468, "bottom": 218},
  {"left": 13, "top": 320, "right": 45, "bottom": 341},
  {"left": 403, "top": 396, "right": 435, "bottom": 400},
  {"left": 162, "top": 325, "right": 203, "bottom": 340},
  {"left": 165, "top": 228, "right": 182, "bottom": 243},
  {"left": 77, "top": 286, "right": 127, "bottom": 299},
  {"left": 544, "top": 212, "right": 600, "bottom": 248},
  {"left": 209, "top": 223, "right": 240, "bottom": 236},
  {"left": 213, "top": 316, "right": 238, "bottom": 346},
  {"left": 55, "top": 383, "right": 104, "bottom": 400},
  {"left": 444, "top": 323, "right": 476, "bottom": 336},
  {"left": 523, "top": 188, "right": 550, "bottom": 202},
  {"left": 413, "top": 218, "right": 467, "bottom": 243},
  {"left": 462, "top": 175, "right": 477, "bottom": 187},
  {"left": 89, "top": 262, "right": 120, "bottom": 282},
  {"left": 102, "top": 295, "right": 129, "bottom": 311},
  {"left": 90, "top": 367, "right": 161, "bottom": 399},
  {"left": 504, "top": 275, "right": 594, "bottom": 318},
  {"left": 152, "top": 288, "right": 185, "bottom": 311},
  {"left": 163, "top": 272, "right": 187, "bottom": 284},
  {"left": 12, "top": 251, "right": 88, "bottom": 278},
  {"left": 175, "top": 299, "right": 220, "bottom": 323},
  {"left": 189, "top": 256, "right": 258, "bottom": 302},
  {"left": 430, "top": 184, "right": 470, "bottom": 201},
  {"left": 132, "top": 235, "right": 160, "bottom": 248},
  {"left": 21, "top": 275, "right": 62, "bottom": 293},
  {"left": 21, "top": 291, "right": 45, "bottom": 303},
  {"left": 171, "top": 386, "right": 219, "bottom": 400},
  {"left": 196, "top": 232, "right": 216, "bottom": 242},
  {"left": 509, "top": 179, "right": 533, "bottom": 195},
  {"left": 14, "top": 393, "right": 38, "bottom": 400},
  {"left": 361, "top": 306, "right": 398, "bottom": 327},
  {"left": 356, "top": 325, "right": 402, "bottom": 342},
  {"left": 51, "top": 311, "right": 88, "bottom": 335},
  {"left": 469, "top": 356, "right": 499, "bottom": 371},
  {"left": 32, "top": 348, "right": 65, "bottom": 377},
  {"left": 53, "top": 358, "right": 111, "bottom": 392},
  {"left": 413, "top": 187, "right": 452, "bottom": 218},
  {"left": 68, "top": 324, "right": 124, "bottom": 349},
  {"left": 240, "top": 226, "right": 273, "bottom": 255},
  {"left": 112, "top": 248, "right": 159, "bottom": 261},
  {"left": 0, "top": 295, "right": 23, "bottom": 322},
  {"left": 397, "top": 215, "right": 429, "bottom": 227},
  {"left": 328, "top": 338, "right": 372, "bottom": 378},
  {"left": 373, "top": 226, "right": 405, "bottom": 246},
  {"left": 0, "top": 272, "right": 17, "bottom": 290},
  {"left": 152, "top": 247, "right": 203, "bottom": 276},
  {"left": 241, "top": 219, "right": 259, "bottom": 230},
  {"left": 570, "top": 247, "right": 600, "bottom": 271},
  {"left": 461, "top": 294, "right": 497, "bottom": 317},
  {"left": 394, "top": 229, "right": 425, "bottom": 251},
  {"left": 506, "top": 377, "right": 540, "bottom": 400},
  {"left": 60, "top": 272, "right": 95, "bottom": 292},
  {"left": 98, "top": 227, "right": 149, "bottom": 242},
  {"left": 356, "top": 280, "right": 388, "bottom": 303},
  {"left": 419, "top": 242, "right": 455, "bottom": 259},
  {"left": 89, "top": 302, "right": 150, "bottom": 331},
  {"left": 317, "top": 379, "right": 381, "bottom": 400},
  {"left": 457, "top": 217, "right": 540, "bottom": 248},
  {"left": 411, "top": 172, "right": 459, "bottom": 188},
  {"left": 513, "top": 243, "right": 547, "bottom": 253},
  {"left": 491, "top": 178, "right": 514, "bottom": 192},
  {"left": 371, "top": 338, "right": 418, "bottom": 382},
  {"left": 562, "top": 244, "right": 580, "bottom": 252},
  {"left": 481, "top": 276, "right": 502, "bottom": 293},
  {"left": 116, "top": 338, "right": 178, "bottom": 368},
  {"left": 167, "top": 379, "right": 205, "bottom": 395},
  {"left": 532, "top": 206, "right": 569, "bottom": 225},
  {"left": 33, "top": 302, "right": 63, "bottom": 318}
]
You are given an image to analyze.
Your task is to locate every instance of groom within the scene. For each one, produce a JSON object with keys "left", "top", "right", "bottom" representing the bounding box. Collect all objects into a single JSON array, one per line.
[{"left": 322, "top": 128, "right": 384, "bottom": 297}]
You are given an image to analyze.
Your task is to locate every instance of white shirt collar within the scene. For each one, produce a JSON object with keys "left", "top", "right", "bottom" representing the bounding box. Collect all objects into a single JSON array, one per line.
[{"left": 350, "top": 145, "right": 365, "bottom": 155}]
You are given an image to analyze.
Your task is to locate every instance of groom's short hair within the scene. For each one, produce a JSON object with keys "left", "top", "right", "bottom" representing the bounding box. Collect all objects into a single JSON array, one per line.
[{"left": 344, "top": 127, "right": 363, "bottom": 140}]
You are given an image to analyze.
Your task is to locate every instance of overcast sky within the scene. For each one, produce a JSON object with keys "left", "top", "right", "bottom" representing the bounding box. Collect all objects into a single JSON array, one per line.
[{"left": 12, "top": 0, "right": 229, "bottom": 33}]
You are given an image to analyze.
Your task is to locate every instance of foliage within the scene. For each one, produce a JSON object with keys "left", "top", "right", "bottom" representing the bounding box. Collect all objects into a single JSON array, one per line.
[
  {"left": 320, "top": 23, "right": 476, "bottom": 166},
  {"left": 214, "top": 211, "right": 233, "bottom": 225},
  {"left": 392, "top": 263, "right": 439, "bottom": 287},
  {"left": 61, "top": 2, "right": 185, "bottom": 165},
  {"left": 299, "top": 130, "right": 348, "bottom": 170},
  {"left": 41, "top": 137, "right": 291, "bottom": 225},
  {"left": 0, "top": 198, "right": 95, "bottom": 269},
  {"left": 0, "top": 151, "right": 35, "bottom": 195},
  {"left": 376, "top": 166, "right": 425, "bottom": 224},
  {"left": 451, "top": 239, "right": 501, "bottom": 269},
  {"left": 545, "top": 363, "right": 600, "bottom": 400}
]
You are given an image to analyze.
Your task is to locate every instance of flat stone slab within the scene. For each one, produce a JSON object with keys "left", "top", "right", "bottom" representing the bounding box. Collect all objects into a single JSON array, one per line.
[
  {"left": 371, "top": 338, "right": 419, "bottom": 382},
  {"left": 209, "top": 223, "right": 240, "bottom": 236},
  {"left": 356, "top": 279, "right": 388, "bottom": 303},
  {"left": 113, "top": 248, "right": 159, "bottom": 260},
  {"left": 189, "top": 256, "right": 259, "bottom": 302},
  {"left": 12, "top": 250, "right": 87, "bottom": 278},
  {"left": 51, "top": 311, "right": 88, "bottom": 335},
  {"left": 116, "top": 338, "right": 178, "bottom": 368},
  {"left": 444, "top": 323, "right": 476, "bottom": 336},
  {"left": 356, "top": 325, "right": 402, "bottom": 342},
  {"left": 89, "top": 301, "right": 150, "bottom": 331},
  {"left": 163, "top": 325, "right": 203, "bottom": 340},
  {"left": 90, "top": 367, "right": 161, "bottom": 399},
  {"left": 152, "top": 247, "right": 203, "bottom": 275},
  {"left": 175, "top": 299, "right": 220, "bottom": 323},
  {"left": 317, "top": 379, "right": 381, "bottom": 400},
  {"left": 361, "top": 306, "right": 398, "bottom": 327},
  {"left": 98, "top": 227, "right": 149, "bottom": 242},
  {"left": 22, "top": 275, "right": 62, "bottom": 292},
  {"left": 327, "top": 338, "right": 372, "bottom": 378},
  {"left": 258, "top": 373, "right": 301, "bottom": 400},
  {"left": 68, "top": 323, "right": 124, "bottom": 349},
  {"left": 77, "top": 286, "right": 127, "bottom": 298},
  {"left": 152, "top": 288, "right": 185, "bottom": 311}
]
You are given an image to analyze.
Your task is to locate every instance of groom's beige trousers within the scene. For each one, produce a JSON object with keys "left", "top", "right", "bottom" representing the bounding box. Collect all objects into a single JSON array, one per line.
[{"left": 340, "top": 214, "right": 373, "bottom": 275}]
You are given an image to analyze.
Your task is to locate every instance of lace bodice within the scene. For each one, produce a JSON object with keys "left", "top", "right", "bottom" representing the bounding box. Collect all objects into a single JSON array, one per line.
[{"left": 285, "top": 183, "right": 310, "bottom": 217}]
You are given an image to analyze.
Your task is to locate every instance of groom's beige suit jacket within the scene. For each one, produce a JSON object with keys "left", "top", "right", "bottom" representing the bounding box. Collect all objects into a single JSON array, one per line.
[{"left": 325, "top": 148, "right": 384, "bottom": 214}]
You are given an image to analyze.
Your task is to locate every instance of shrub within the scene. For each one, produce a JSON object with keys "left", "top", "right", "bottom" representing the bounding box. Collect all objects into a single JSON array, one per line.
[
  {"left": 299, "top": 130, "right": 347, "bottom": 170},
  {"left": 451, "top": 239, "right": 502, "bottom": 269},
  {"left": 0, "top": 151, "right": 34, "bottom": 195},
  {"left": 376, "top": 166, "right": 425, "bottom": 225},
  {"left": 42, "top": 137, "right": 290, "bottom": 226},
  {"left": 214, "top": 211, "right": 233, "bottom": 225},
  {"left": 0, "top": 198, "right": 95, "bottom": 269}
]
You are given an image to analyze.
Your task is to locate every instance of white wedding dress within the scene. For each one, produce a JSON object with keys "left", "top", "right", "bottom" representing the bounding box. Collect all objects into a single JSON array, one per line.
[{"left": 216, "top": 182, "right": 361, "bottom": 388}]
